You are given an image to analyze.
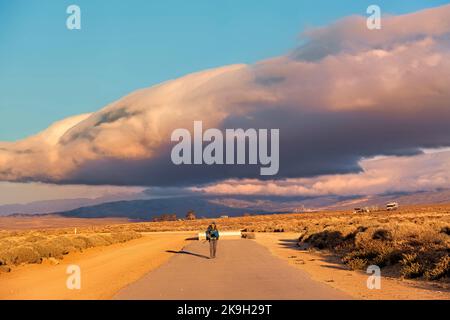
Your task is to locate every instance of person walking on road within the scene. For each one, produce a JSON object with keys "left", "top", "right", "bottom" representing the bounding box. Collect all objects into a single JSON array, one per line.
[{"left": 206, "top": 222, "right": 220, "bottom": 259}]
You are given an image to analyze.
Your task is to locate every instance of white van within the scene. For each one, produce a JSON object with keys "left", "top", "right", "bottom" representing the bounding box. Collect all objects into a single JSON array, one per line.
[{"left": 386, "top": 202, "right": 399, "bottom": 211}]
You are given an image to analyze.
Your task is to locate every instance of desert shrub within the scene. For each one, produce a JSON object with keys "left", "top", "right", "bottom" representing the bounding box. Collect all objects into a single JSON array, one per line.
[
  {"left": 31, "top": 242, "right": 56, "bottom": 258},
  {"left": 373, "top": 247, "right": 402, "bottom": 267},
  {"left": 372, "top": 229, "right": 392, "bottom": 241},
  {"left": 53, "top": 236, "right": 76, "bottom": 253},
  {"left": 340, "top": 228, "right": 403, "bottom": 270},
  {"left": 36, "top": 240, "right": 69, "bottom": 259},
  {"left": 346, "top": 258, "right": 369, "bottom": 270},
  {"left": 54, "top": 236, "right": 75, "bottom": 249},
  {"left": 425, "top": 255, "right": 450, "bottom": 280},
  {"left": 401, "top": 262, "right": 424, "bottom": 279},
  {"left": 366, "top": 242, "right": 401, "bottom": 266},
  {"left": 110, "top": 231, "right": 141, "bottom": 243},
  {"left": 1, "top": 238, "right": 19, "bottom": 248},
  {"left": 2, "top": 246, "right": 42, "bottom": 265},
  {"left": 24, "top": 235, "right": 46, "bottom": 243},
  {"left": 70, "top": 237, "right": 89, "bottom": 250},
  {"left": 73, "top": 235, "right": 98, "bottom": 248},
  {"left": 88, "top": 234, "right": 111, "bottom": 246},
  {"left": 440, "top": 226, "right": 450, "bottom": 236},
  {"left": 304, "top": 231, "right": 347, "bottom": 249},
  {"left": 350, "top": 226, "right": 368, "bottom": 236},
  {"left": 343, "top": 248, "right": 377, "bottom": 264},
  {"left": 400, "top": 253, "right": 424, "bottom": 278},
  {"left": 0, "top": 228, "right": 143, "bottom": 269},
  {"left": 32, "top": 236, "right": 84, "bottom": 259},
  {"left": 98, "top": 234, "right": 114, "bottom": 244}
]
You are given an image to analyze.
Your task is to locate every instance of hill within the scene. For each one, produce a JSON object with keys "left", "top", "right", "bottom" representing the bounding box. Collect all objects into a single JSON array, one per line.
[{"left": 56, "top": 197, "right": 269, "bottom": 220}]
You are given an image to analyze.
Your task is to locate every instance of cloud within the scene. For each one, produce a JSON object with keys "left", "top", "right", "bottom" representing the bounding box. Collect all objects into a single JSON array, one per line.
[
  {"left": 293, "top": 4, "right": 450, "bottom": 61},
  {"left": 1, "top": 5, "right": 450, "bottom": 194},
  {"left": 192, "top": 149, "right": 450, "bottom": 197}
]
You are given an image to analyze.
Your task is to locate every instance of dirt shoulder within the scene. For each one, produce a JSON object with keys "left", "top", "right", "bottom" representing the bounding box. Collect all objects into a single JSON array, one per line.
[
  {"left": 255, "top": 233, "right": 450, "bottom": 300},
  {"left": 0, "top": 232, "right": 193, "bottom": 300}
]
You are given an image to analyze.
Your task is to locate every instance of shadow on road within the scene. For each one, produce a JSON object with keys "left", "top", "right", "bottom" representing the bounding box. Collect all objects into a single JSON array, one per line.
[
  {"left": 276, "top": 237, "right": 352, "bottom": 271},
  {"left": 277, "top": 238, "right": 300, "bottom": 249},
  {"left": 166, "top": 250, "right": 210, "bottom": 259}
]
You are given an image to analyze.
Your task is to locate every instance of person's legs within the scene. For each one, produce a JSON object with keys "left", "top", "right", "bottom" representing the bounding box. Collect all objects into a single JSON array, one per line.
[
  {"left": 209, "top": 240, "right": 214, "bottom": 258},
  {"left": 212, "top": 239, "right": 217, "bottom": 258}
]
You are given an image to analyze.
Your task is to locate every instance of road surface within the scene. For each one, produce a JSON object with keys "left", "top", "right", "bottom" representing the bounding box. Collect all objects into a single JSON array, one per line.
[{"left": 114, "top": 239, "right": 351, "bottom": 300}]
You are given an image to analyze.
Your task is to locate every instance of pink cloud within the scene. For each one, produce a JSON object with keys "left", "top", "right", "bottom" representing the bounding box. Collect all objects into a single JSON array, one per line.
[{"left": 192, "top": 150, "right": 450, "bottom": 197}]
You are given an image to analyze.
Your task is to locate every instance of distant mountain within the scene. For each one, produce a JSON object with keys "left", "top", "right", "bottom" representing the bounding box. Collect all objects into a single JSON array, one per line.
[
  {"left": 10, "top": 189, "right": 450, "bottom": 220},
  {"left": 0, "top": 198, "right": 95, "bottom": 216},
  {"left": 56, "top": 197, "right": 270, "bottom": 220},
  {"left": 0, "top": 192, "right": 147, "bottom": 216}
]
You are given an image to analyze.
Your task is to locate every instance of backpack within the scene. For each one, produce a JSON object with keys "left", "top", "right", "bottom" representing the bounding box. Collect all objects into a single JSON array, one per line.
[{"left": 210, "top": 230, "right": 219, "bottom": 239}]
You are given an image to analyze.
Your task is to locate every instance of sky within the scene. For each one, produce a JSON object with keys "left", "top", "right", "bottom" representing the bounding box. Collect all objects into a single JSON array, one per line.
[
  {"left": 1, "top": 0, "right": 449, "bottom": 141},
  {"left": 1, "top": 1, "right": 450, "bottom": 207}
]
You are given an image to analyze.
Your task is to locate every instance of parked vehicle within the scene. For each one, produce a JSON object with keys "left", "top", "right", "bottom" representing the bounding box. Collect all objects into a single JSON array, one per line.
[{"left": 386, "top": 202, "right": 399, "bottom": 211}]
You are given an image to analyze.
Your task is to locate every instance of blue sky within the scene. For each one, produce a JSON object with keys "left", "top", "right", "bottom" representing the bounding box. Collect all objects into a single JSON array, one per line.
[{"left": 1, "top": 0, "right": 449, "bottom": 141}]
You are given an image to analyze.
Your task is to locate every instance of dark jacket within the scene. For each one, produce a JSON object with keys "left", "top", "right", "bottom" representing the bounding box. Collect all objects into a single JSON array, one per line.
[{"left": 206, "top": 226, "right": 219, "bottom": 240}]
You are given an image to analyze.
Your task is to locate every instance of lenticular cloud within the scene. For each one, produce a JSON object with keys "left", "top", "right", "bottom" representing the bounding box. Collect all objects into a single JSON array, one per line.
[{"left": 1, "top": 5, "right": 450, "bottom": 190}]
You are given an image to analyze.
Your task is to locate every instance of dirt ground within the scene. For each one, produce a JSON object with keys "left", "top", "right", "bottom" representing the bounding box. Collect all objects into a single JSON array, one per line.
[
  {"left": 255, "top": 233, "right": 450, "bottom": 300},
  {"left": 0, "top": 233, "right": 192, "bottom": 300}
]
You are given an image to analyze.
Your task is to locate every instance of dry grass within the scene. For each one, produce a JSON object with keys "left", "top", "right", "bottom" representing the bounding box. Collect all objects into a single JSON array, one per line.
[
  {"left": 293, "top": 208, "right": 450, "bottom": 282},
  {"left": 0, "top": 231, "right": 141, "bottom": 270}
]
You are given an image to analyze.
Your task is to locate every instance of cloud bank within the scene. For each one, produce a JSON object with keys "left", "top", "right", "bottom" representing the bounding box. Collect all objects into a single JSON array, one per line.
[
  {"left": 1, "top": 5, "right": 450, "bottom": 196},
  {"left": 192, "top": 149, "right": 450, "bottom": 197}
]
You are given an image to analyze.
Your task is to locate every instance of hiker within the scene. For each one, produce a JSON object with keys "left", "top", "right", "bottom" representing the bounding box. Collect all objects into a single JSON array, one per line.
[{"left": 206, "top": 222, "right": 220, "bottom": 259}]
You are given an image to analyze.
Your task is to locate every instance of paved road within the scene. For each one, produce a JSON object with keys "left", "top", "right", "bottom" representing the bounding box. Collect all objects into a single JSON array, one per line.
[{"left": 114, "top": 239, "right": 351, "bottom": 300}]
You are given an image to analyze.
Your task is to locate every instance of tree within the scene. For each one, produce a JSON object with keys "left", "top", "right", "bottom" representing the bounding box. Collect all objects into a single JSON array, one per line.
[{"left": 186, "top": 210, "right": 196, "bottom": 220}]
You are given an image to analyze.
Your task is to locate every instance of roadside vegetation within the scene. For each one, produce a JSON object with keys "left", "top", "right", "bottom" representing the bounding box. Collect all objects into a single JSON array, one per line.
[
  {"left": 0, "top": 230, "right": 141, "bottom": 272},
  {"left": 295, "top": 209, "right": 450, "bottom": 281}
]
